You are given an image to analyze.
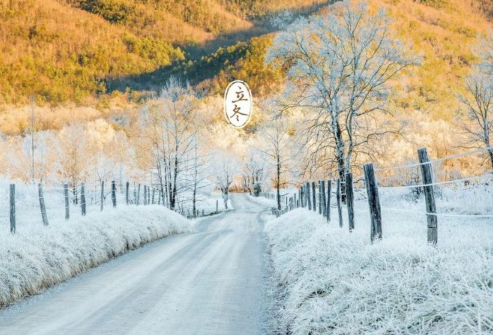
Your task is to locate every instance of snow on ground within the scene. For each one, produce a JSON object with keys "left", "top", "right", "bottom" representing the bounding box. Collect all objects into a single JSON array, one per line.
[
  {"left": 0, "top": 205, "right": 192, "bottom": 307},
  {"left": 248, "top": 194, "right": 277, "bottom": 208},
  {"left": 177, "top": 191, "right": 233, "bottom": 217},
  {"left": 0, "top": 195, "right": 269, "bottom": 335},
  {"left": 266, "top": 189, "right": 493, "bottom": 335}
]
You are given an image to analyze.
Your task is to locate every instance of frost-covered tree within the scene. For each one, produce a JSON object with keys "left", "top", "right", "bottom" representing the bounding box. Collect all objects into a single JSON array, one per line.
[
  {"left": 266, "top": 0, "right": 418, "bottom": 186},
  {"left": 140, "top": 77, "right": 198, "bottom": 210},
  {"left": 242, "top": 148, "right": 267, "bottom": 193},
  {"left": 457, "top": 34, "right": 493, "bottom": 169},
  {"left": 59, "top": 123, "right": 90, "bottom": 204},
  {"left": 210, "top": 150, "right": 239, "bottom": 210},
  {"left": 257, "top": 99, "right": 295, "bottom": 210}
]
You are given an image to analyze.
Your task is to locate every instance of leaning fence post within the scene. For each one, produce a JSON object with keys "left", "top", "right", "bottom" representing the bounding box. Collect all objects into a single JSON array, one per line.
[
  {"left": 81, "top": 183, "right": 86, "bottom": 216},
  {"left": 364, "top": 164, "right": 382, "bottom": 242},
  {"left": 112, "top": 180, "right": 117, "bottom": 208},
  {"left": 64, "top": 183, "right": 70, "bottom": 220},
  {"left": 10, "top": 184, "right": 15, "bottom": 233},
  {"left": 306, "top": 182, "right": 311, "bottom": 210},
  {"left": 336, "top": 179, "right": 343, "bottom": 227},
  {"left": 126, "top": 181, "right": 130, "bottom": 205},
  {"left": 327, "top": 180, "right": 332, "bottom": 222},
  {"left": 38, "top": 183, "right": 49, "bottom": 226},
  {"left": 418, "top": 148, "right": 438, "bottom": 245},
  {"left": 100, "top": 181, "right": 104, "bottom": 211},
  {"left": 346, "top": 172, "right": 355, "bottom": 232}
]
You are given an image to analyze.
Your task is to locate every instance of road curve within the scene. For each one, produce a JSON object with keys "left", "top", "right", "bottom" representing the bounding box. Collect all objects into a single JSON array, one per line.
[{"left": 0, "top": 194, "right": 272, "bottom": 335}]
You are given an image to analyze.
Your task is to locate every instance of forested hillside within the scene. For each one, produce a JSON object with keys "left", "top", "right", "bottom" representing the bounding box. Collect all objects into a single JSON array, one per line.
[
  {"left": 0, "top": 0, "right": 492, "bottom": 114},
  {"left": 0, "top": 0, "right": 326, "bottom": 104}
]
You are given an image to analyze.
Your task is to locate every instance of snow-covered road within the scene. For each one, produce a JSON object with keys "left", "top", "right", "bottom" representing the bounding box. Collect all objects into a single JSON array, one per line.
[{"left": 0, "top": 194, "right": 272, "bottom": 335}]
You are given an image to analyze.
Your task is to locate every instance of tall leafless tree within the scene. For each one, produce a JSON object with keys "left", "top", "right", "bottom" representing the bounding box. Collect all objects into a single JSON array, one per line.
[
  {"left": 457, "top": 35, "right": 493, "bottom": 169},
  {"left": 258, "top": 102, "right": 293, "bottom": 210},
  {"left": 140, "top": 77, "right": 198, "bottom": 210},
  {"left": 266, "top": 0, "right": 419, "bottom": 188}
]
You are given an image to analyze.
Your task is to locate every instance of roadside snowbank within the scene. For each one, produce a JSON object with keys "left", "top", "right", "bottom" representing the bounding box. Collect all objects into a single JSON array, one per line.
[
  {"left": 0, "top": 206, "right": 192, "bottom": 307},
  {"left": 266, "top": 207, "right": 493, "bottom": 335}
]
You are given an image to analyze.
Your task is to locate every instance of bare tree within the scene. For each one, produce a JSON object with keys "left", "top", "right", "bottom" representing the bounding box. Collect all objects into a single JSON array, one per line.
[
  {"left": 211, "top": 150, "right": 239, "bottom": 210},
  {"left": 140, "top": 77, "right": 198, "bottom": 210},
  {"left": 457, "top": 35, "right": 493, "bottom": 168},
  {"left": 266, "top": 0, "right": 419, "bottom": 187},
  {"left": 242, "top": 148, "right": 267, "bottom": 193},
  {"left": 258, "top": 102, "right": 293, "bottom": 210}
]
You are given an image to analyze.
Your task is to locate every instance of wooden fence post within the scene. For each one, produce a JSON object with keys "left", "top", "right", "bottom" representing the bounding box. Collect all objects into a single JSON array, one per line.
[
  {"left": 10, "top": 184, "right": 15, "bottom": 233},
  {"left": 100, "top": 181, "right": 104, "bottom": 211},
  {"left": 152, "top": 188, "right": 155, "bottom": 204},
  {"left": 318, "top": 181, "right": 322, "bottom": 215},
  {"left": 38, "top": 183, "right": 49, "bottom": 226},
  {"left": 112, "top": 180, "right": 117, "bottom": 208},
  {"left": 64, "top": 183, "right": 70, "bottom": 220},
  {"left": 306, "top": 182, "right": 311, "bottom": 210},
  {"left": 418, "top": 148, "right": 438, "bottom": 245},
  {"left": 137, "top": 184, "right": 141, "bottom": 205},
  {"left": 126, "top": 181, "right": 129, "bottom": 205},
  {"left": 81, "top": 183, "right": 86, "bottom": 216},
  {"left": 364, "top": 164, "right": 382, "bottom": 242},
  {"left": 216, "top": 200, "right": 219, "bottom": 213},
  {"left": 144, "top": 186, "right": 147, "bottom": 205},
  {"left": 336, "top": 179, "right": 343, "bottom": 227},
  {"left": 327, "top": 180, "right": 332, "bottom": 222},
  {"left": 346, "top": 172, "right": 355, "bottom": 232},
  {"left": 321, "top": 180, "right": 326, "bottom": 218},
  {"left": 300, "top": 187, "right": 304, "bottom": 208},
  {"left": 294, "top": 193, "right": 297, "bottom": 209},
  {"left": 312, "top": 181, "right": 316, "bottom": 212}
]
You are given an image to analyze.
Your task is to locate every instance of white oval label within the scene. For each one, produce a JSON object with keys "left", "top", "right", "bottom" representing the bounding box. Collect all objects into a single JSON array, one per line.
[{"left": 224, "top": 80, "right": 253, "bottom": 128}]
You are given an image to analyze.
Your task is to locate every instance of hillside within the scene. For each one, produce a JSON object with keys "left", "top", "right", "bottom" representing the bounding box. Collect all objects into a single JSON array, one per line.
[
  {"left": 0, "top": 0, "right": 327, "bottom": 104},
  {"left": 0, "top": 0, "right": 492, "bottom": 117}
]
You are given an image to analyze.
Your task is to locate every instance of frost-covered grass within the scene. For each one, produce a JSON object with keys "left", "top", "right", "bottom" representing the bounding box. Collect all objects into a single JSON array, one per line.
[
  {"left": 0, "top": 205, "right": 192, "bottom": 307},
  {"left": 266, "top": 194, "right": 493, "bottom": 335}
]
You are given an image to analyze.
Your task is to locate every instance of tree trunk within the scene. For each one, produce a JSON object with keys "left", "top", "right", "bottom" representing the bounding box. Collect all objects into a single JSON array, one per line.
[{"left": 277, "top": 154, "right": 281, "bottom": 210}]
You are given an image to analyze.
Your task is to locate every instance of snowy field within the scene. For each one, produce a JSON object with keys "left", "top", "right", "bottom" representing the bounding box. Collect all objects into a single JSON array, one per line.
[
  {"left": 266, "top": 186, "right": 493, "bottom": 335},
  {"left": 0, "top": 203, "right": 192, "bottom": 307},
  {"left": 177, "top": 191, "right": 233, "bottom": 217}
]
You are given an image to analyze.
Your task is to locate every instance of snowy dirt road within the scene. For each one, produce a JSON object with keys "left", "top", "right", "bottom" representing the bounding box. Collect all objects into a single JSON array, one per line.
[{"left": 0, "top": 194, "right": 272, "bottom": 335}]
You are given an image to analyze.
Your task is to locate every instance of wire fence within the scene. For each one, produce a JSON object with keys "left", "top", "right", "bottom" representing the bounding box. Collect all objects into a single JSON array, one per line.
[
  {"left": 265, "top": 146, "right": 493, "bottom": 244},
  {"left": 3, "top": 180, "right": 224, "bottom": 233}
]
